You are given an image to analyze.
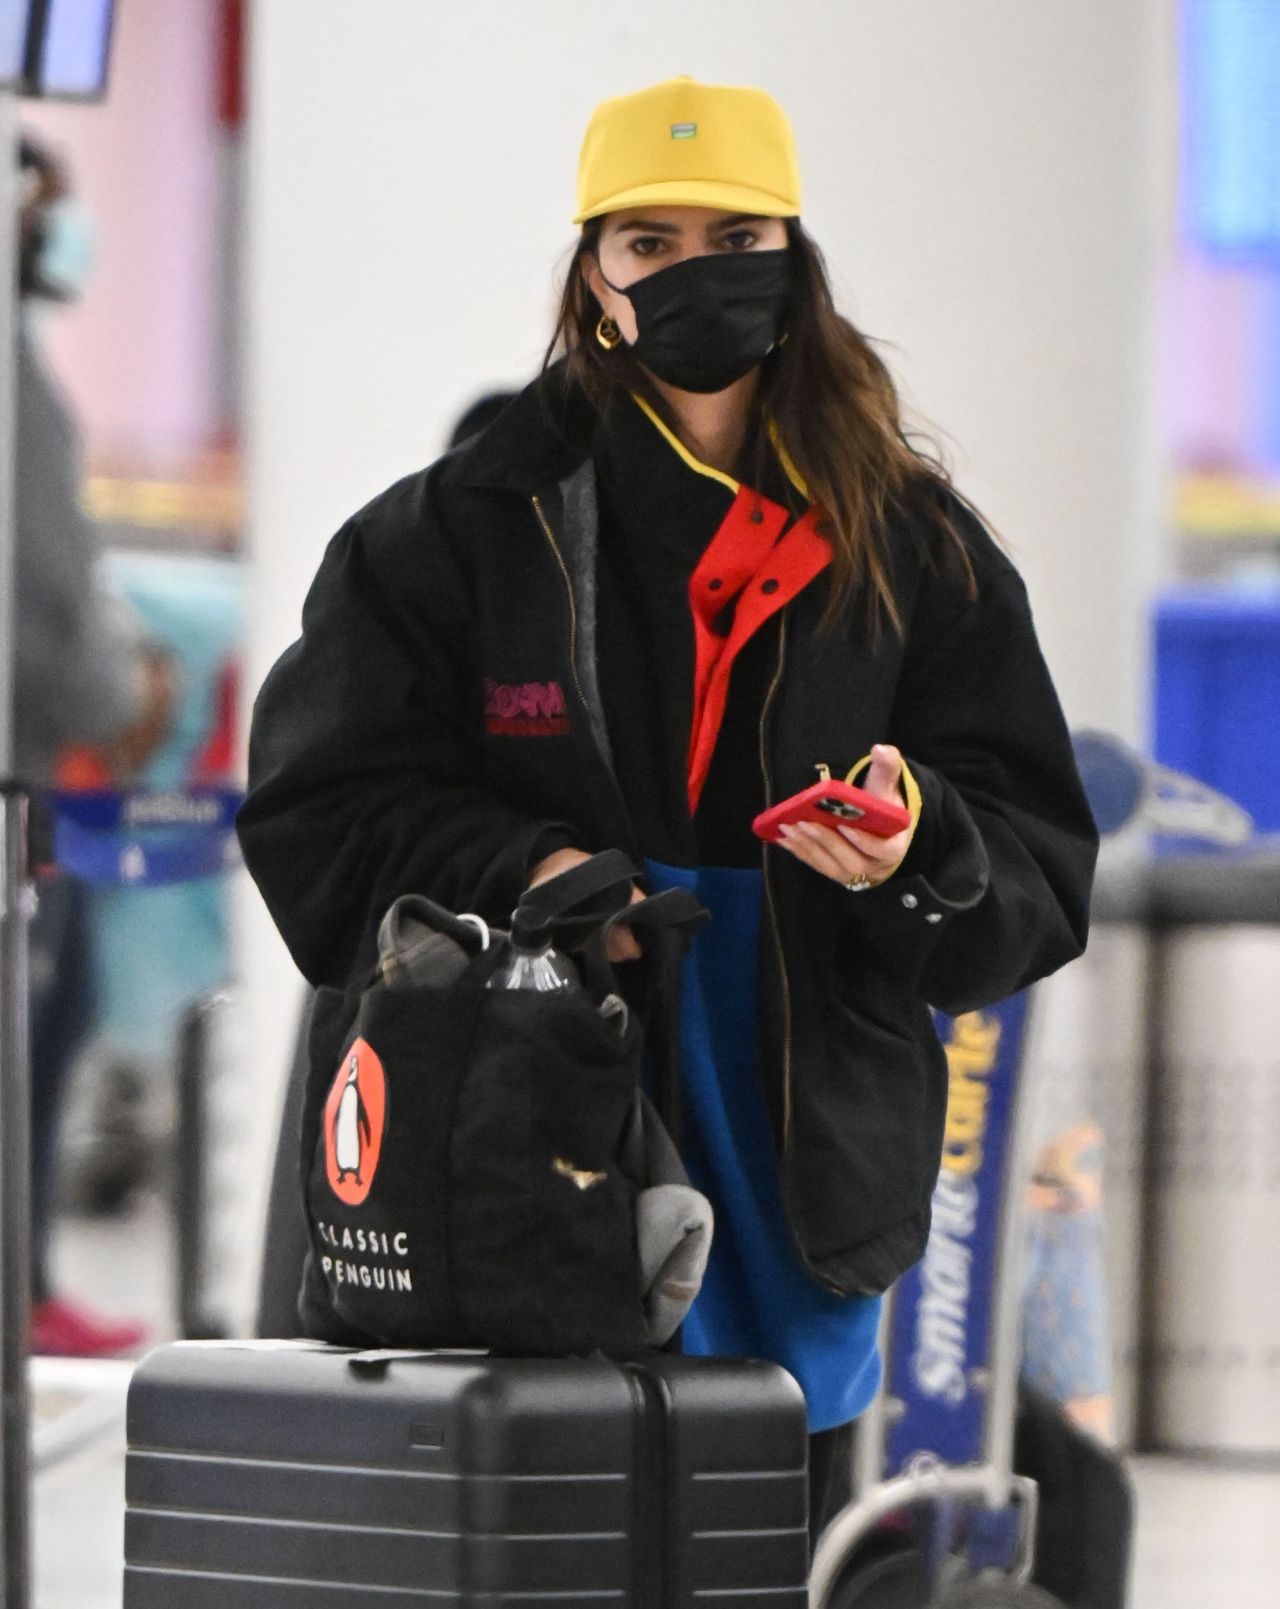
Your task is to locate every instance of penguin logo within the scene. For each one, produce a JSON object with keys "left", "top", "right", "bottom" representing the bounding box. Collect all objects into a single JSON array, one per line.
[
  {"left": 323, "top": 1037, "right": 386, "bottom": 1206},
  {"left": 334, "top": 1057, "right": 370, "bottom": 1182}
]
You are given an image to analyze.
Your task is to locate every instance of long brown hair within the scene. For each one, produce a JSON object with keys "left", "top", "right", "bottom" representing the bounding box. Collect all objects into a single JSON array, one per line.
[{"left": 542, "top": 217, "right": 977, "bottom": 638}]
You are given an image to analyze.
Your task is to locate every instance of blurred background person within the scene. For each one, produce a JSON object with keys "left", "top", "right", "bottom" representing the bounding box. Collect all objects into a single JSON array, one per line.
[{"left": 15, "top": 133, "right": 177, "bottom": 1357}]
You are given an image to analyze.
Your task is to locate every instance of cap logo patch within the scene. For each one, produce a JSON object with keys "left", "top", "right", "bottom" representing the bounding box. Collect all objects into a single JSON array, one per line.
[{"left": 670, "top": 122, "right": 697, "bottom": 139}]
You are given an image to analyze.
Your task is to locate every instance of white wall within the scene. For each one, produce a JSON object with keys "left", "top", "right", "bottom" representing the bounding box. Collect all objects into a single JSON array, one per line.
[{"left": 240, "top": 0, "right": 1172, "bottom": 1261}]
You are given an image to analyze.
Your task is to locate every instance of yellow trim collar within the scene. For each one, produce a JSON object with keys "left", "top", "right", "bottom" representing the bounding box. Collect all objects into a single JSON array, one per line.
[
  {"left": 629, "top": 393, "right": 740, "bottom": 492},
  {"left": 629, "top": 392, "right": 810, "bottom": 501},
  {"left": 767, "top": 419, "right": 809, "bottom": 499}
]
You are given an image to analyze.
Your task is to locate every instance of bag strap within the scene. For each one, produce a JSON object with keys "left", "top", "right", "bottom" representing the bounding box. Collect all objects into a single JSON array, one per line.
[
  {"left": 591, "top": 886, "right": 709, "bottom": 950},
  {"left": 369, "top": 853, "right": 639, "bottom": 990},
  {"left": 582, "top": 887, "right": 709, "bottom": 1144},
  {"left": 512, "top": 848, "right": 640, "bottom": 946},
  {"left": 578, "top": 886, "right": 709, "bottom": 998}
]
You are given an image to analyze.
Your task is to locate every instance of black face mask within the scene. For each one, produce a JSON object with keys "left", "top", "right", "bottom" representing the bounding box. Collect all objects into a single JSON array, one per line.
[{"left": 602, "top": 248, "right": 793, "bottom": 394}]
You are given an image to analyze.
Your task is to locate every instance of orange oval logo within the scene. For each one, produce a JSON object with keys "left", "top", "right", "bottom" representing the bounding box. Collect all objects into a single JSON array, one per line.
[{"left": 323, "top": 1038, "right": 386, "bottom": 1206}]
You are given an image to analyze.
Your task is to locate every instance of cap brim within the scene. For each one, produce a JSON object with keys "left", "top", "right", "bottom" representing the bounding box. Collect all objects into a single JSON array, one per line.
[{"left": 573, "top": 178, "right": 799, "bottom": 226}]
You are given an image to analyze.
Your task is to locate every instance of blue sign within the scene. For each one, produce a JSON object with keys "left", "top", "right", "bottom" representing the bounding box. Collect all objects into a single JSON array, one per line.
[
  {"left": 50, "top": 787, "right": 244, "bottom": 888},
  {"left": 885, "top": 992, "right": 1031, "bottom": 1474}
]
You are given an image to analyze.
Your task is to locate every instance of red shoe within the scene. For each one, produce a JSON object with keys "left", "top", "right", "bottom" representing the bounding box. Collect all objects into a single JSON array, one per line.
[{"left": 29, "top": 1296, "right": 149, "bottom": 1358}]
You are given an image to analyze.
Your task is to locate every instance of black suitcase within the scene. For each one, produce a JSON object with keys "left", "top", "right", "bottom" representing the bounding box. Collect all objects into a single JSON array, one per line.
[{"left": 124, "top": 1341, "right": 810, "bottom": 1607}]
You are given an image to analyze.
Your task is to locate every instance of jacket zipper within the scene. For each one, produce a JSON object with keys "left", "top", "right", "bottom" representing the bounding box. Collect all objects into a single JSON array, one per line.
[
  {"left": 530, "top": 492, "right": 640, "bottom": 865},
  {"left": 759, "top": 614, "right": 795, "bottom": 1149},
  {"left": 530, "top": 493, "right": 592, "bottom": 725},
  {"left": 539, "top": 488, "right": 838, "bottom": 1284},
  {"left": 761, "top": 616, "right": 863, "bottom": 1298},
  {"left": 760, "top": 616, "right": 850, "bottom": 1296},
  {"left": 537, "top": 487, "right": 797, "bottom": 1160}
]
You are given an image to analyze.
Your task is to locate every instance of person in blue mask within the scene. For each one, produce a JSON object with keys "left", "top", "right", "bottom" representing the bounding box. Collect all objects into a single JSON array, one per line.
[
  {"left": 239, "top": 77, "right": 1097, "bottom": 1538},
  {"left": 15, "top": 134, "right": 175, "bottom": 1357}
]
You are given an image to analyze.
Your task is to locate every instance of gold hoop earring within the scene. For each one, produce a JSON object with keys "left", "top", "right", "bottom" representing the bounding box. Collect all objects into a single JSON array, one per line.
[{"left": 595, "top": 314, "right": 622, "bottom": 351}]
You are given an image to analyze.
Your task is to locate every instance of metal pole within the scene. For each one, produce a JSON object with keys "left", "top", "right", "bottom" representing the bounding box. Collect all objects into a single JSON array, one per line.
[
  {"left": 0, "top": 90, "right": 15, "bottom": 774},
  {"left": 981, "top": 992, "right": 1041, "bottom": 1498},
  {"left": 0, "top": 791, "right": 32, "bottom": 1609},
  {"left": 0, "top": 82, "right": 33, "bottom": 1609}
]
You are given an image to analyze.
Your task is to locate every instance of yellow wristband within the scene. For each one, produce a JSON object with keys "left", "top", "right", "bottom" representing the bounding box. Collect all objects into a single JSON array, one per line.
[{"left": 843, "top": 751, "right": 923, "bottom": 878}]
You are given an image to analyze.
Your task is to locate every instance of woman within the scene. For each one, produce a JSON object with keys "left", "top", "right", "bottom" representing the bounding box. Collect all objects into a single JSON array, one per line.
[{"left": 238, "top": 76, "right": 1097, "bottom": 1535}]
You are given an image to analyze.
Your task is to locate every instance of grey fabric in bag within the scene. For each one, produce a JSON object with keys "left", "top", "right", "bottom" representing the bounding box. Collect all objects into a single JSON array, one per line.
[
  {"left": 377, "top": 896, "right": 480, "bottom": 988},
  {"left": 620, "top": 1092, "right": 714, "bottom": 1344}
]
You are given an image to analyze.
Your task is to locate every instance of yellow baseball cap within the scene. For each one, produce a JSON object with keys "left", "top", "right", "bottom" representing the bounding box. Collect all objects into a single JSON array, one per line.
[{"left": 573, "top": 76, "right": 802, "bottom": 225}]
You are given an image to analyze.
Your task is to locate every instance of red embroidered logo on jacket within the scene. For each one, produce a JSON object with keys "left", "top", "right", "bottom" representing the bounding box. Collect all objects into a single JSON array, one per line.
[{"left": 484, "top": 678, "right": 571, "bottom": 737}]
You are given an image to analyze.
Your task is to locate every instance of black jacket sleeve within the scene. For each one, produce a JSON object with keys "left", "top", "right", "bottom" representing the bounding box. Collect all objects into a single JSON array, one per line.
[
  {"left": 236, "top": 471, "right": 577, "bottom": 988},
  {"left": 840, "top": 509, "right": 1099, "bottom": 1014}
]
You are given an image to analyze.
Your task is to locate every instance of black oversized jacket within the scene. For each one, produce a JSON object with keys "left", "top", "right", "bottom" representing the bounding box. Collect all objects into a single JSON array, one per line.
[{"left": 238, "top": 367, "right": 1098, "bottom": 1297}]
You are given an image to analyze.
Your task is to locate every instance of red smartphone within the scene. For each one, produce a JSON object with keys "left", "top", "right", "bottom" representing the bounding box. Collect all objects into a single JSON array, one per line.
[{"left": 752, "top": 779, "right": 911, "bottom": 844}]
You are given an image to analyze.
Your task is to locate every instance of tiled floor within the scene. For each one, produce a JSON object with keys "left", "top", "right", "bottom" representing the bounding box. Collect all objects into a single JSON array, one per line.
[{"left": 25, "top": 1195, "right": 1280, "bottom": 1607}]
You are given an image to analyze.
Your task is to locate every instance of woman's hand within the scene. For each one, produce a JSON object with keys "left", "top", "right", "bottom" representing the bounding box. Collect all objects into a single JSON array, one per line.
[
  {"left": 526, "top": 847, "right": 644, "bottom": 961},
  {"left": 775, "top": 744, "right": 912, "bottom": 893}
]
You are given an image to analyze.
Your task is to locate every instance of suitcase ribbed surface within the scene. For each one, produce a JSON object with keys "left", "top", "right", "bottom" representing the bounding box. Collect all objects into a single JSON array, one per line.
[{"left": 123, "top": 1344, "right": 808, "bottom": 1607}]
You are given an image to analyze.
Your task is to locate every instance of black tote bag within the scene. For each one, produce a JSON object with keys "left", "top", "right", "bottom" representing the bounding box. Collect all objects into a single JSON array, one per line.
[{"left": 297, "top": 851, "right": 709, "bottom": 1356}]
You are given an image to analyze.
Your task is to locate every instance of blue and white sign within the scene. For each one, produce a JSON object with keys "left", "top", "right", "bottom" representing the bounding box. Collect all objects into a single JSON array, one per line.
[
  {"left": 885, "top": 992, "right": 1031, "bottom": 1474},
  {"left": 51, "top": 786, "right": 243, "bottom": 888}
]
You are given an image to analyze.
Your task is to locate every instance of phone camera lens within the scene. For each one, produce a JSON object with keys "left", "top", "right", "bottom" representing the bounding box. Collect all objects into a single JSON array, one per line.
[{"left": 816, "top": 799, "right": 863, "bottom": 820}]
